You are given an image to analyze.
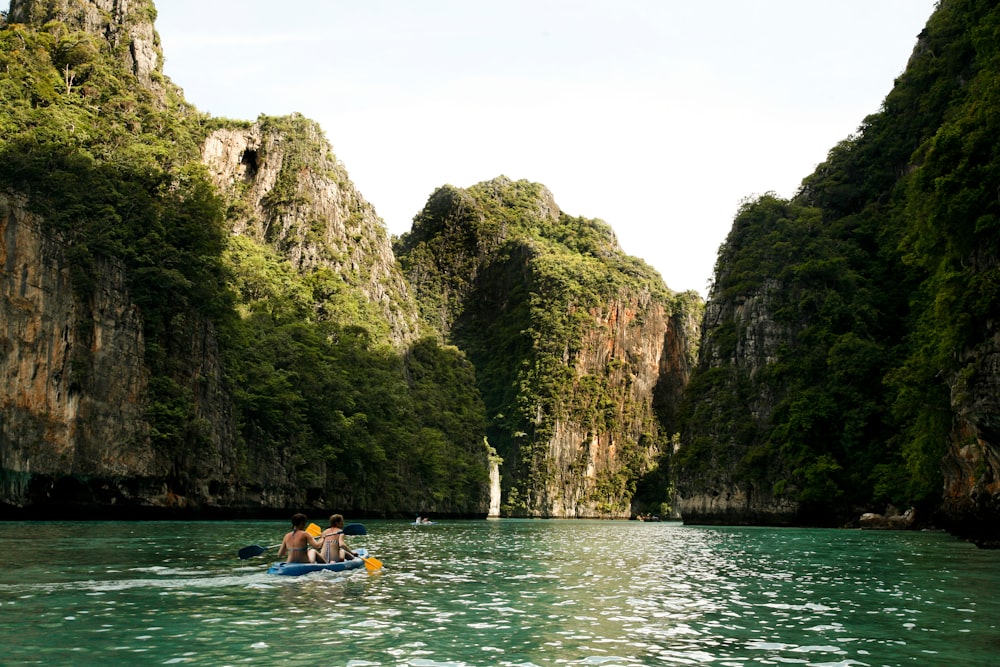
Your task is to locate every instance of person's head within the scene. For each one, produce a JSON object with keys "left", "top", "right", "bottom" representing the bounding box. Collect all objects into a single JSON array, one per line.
[
  {"left": 291, "top": 513, "right": 308, "bottom": 529},
  {"left": 329, "top": 513, "right": 344, "bottom": 528}
]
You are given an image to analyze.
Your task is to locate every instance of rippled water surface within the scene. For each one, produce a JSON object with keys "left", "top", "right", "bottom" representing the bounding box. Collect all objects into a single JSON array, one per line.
[{"left": 0, "top": 519, "right": 997, "bottom": 666}]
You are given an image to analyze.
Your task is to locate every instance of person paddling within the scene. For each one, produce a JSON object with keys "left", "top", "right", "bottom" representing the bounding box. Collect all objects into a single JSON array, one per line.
[
  {"left": 276, "top": 513, "right": 323, "bottom": 563},
  {"left": 315, "top": 513, "right": 353, "bottom": 563}
]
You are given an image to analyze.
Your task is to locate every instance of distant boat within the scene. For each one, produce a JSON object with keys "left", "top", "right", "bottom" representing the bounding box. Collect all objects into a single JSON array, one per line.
[{"left": 412, "top": 516, "right": 437, "bottom": 525}]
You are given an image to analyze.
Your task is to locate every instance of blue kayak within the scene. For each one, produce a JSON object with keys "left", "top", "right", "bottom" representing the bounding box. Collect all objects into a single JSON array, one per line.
[{"left": 267, "top": 548, "right": 368, "bottom": 576}]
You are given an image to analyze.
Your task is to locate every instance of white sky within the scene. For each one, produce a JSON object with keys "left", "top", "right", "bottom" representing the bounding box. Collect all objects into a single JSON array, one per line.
[{"left": 153, "top": 3, "right": 932, "bottom": 294}]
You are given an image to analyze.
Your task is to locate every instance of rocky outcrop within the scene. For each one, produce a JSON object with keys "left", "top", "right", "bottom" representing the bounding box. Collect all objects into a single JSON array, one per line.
[
  {"left": 674, "top": 264, "right": 800, "bottom": 524},
  {"left": 8, "top": 0, "right": 167, "bottom": 102},
  {"left": 702, "top": 279, "right": 788, "bottom": 375},
  {"left": 201, "top": 117, "right": 421, "bottom": 344},
  {"left": 675, "top": 0, "right": 1000, "bottom": 545},
  {"left": 536, "top": 293, "right": 693, "bottom": 518},
  {"left": 396, "top": 177, "right": 701, "bottom": 518},
  {"left": 679, "top": 486, "right": 800, "bottom": 526},
  {"left": 0, "top": 193, "right": 249, "bottom": 513},
  {"left": 859, "top": 506, "right": 916, "bottom": 530},
  {"left": 939, "top": 303, "right": 1000, "bottom": 547},
  {"left": 0, "top": 0, "right": 436, "bottom": 517}
]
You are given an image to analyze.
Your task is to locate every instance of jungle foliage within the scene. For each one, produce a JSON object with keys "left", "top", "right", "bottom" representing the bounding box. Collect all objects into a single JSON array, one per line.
[
  {"left": 677, "top": 0, "right": 1000, "bottom": 523},
  {"left": 0, "top": 11, "right": 488, "bottom": 514}
]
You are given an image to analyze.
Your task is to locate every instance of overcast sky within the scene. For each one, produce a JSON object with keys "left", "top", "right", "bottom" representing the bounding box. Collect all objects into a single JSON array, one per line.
[{"left": 78, "top": 2, "right": 945, "bottom": 294}]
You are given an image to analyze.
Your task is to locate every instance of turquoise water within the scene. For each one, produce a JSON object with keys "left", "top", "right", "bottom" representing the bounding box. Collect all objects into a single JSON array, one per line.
[{"left": 0, "top": 520, "right": 997, "bottom": 666}]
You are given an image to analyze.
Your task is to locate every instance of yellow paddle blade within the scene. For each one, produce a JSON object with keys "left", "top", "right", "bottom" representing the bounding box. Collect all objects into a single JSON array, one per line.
[
  {"left": 362, "top": 555, "right": 383, "bottom": 572},
  {"left": 306, "top": 523, "right": 322, "bottom": 538}
]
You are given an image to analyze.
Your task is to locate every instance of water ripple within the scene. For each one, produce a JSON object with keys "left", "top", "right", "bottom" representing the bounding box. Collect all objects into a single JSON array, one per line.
[{"left": 0, "top": 520, "right": 998, "bottom": 665}]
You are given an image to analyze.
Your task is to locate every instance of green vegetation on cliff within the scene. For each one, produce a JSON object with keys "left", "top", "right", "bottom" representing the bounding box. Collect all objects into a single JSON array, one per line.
[
  {"left": 677, "top": 0, "right": 1000, "bottom": 525},
  {"left": 396, "top": 177, "right": 697, "bottom": 516},
  {"left": 222, "top": 232, "right": 488, "bottom": 511}
]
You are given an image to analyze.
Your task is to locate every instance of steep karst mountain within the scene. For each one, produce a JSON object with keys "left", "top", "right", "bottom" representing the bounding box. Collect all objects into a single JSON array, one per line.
[
  {"left": 675, "top": 0, "right": 1000, "bottom": 546},
  {"left": 395, "top": 178, "right": 701, "bottom": 518}
]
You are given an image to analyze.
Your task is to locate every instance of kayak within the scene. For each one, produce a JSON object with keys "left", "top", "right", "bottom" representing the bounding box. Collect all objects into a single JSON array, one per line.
[
  {"left": 267, "top": 548, "right": 369, "bottom": 576},
  {"left": 410, "top": 521, "right": 437, "bottom": 525}
]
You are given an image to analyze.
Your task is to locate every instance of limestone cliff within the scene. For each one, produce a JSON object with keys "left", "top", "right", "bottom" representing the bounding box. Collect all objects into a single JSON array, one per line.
[
  {"left": 675, "top": 0, "right": 1000, "bottom": 545},
  {"left": 2, "top": 0, "right": 687, "bottom": 520},
  {"left": 674, "top": 272, "right": 801, "bottom": 525},
  {"left": 536, "top": 290, "right": 699, "bottom": 517},
  {"left": 200, "top": 115, "right": 420, "bottom": 344},
  {"left": 939, "top": 234, "right": 1000, "bottom": 547},
  {"left": 1, "top": 194, "right": 155, "bottom": 489},
  {"left": 0, "top": 193, "right": 239, "bottom": 511},
  {"left": 396, "top": 177, "right": 701, "bottom": 518}
]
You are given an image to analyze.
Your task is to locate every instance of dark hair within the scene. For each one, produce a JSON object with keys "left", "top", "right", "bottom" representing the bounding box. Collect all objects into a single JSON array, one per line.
[
  {"left": 291, "top": 513, "right": 308, "bottom": 528},
  {"left": 329, "top": 513, "right": 344, "bottom": 527}
]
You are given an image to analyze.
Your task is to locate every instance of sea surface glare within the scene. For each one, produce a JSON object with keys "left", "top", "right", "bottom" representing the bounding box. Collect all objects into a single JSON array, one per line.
[{"left": 0, "top": 519, "right": 997, "bottom": 665}]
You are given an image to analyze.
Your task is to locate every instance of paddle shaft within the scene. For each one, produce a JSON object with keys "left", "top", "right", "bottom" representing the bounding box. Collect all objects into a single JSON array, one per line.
[{"left": 237, "top": 542, "right": 281, "bottom": 559}]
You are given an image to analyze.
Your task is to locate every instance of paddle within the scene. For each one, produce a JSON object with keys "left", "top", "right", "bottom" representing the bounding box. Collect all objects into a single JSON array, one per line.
[
  {"left": 238, "top": 542, "right": 280, "bottom": 560},
  {"left": 345, "top": 548, "right": 383, "bottom": 572}
]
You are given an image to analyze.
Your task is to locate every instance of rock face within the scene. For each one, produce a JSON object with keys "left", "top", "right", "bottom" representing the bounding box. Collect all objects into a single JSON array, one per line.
[
  {"left": 675, "top": 0, "right": 1000, "bottom": 546},
  {"left": 940, "top": 276, "right": 1000, "bottom": 547},
  {"left": 200, "top": 117, "right": 420, "bottom": 345},
  {"left": 674, "top": 272, "right": 801, "bottom": 525},
  {"left": 3, "top": 0, "right": 697, "bottom": 521},
  {"left": 538, "top": 292, "right": 698, "bottom": 517},
  {"left": 0, "top": 195, "right": 151, "bottom": 470},
  {"left": 0, "top": 193, "right": 244, "bottom": 512},
  {"left": 1, "top": 194, "right": 157, "bottom": 507},
  {"left": 0, "top": 133, "right": 417, "bottom": 514},
  {"left": 0, "top": 0, "right": 425, "bottom": 515}
]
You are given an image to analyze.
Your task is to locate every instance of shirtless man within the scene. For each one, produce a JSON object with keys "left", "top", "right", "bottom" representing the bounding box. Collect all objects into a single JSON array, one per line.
[{"left": 276, "top": 513, "right": 323, "bottom": 563}]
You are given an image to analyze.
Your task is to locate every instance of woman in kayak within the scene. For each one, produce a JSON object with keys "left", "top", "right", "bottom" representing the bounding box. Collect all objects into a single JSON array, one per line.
[
  {"left": 315, "top": 513, "right": 353, "bottom": 563},
  {"left": 276, "top": 513, "right": 324, "bottom": 563}
]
